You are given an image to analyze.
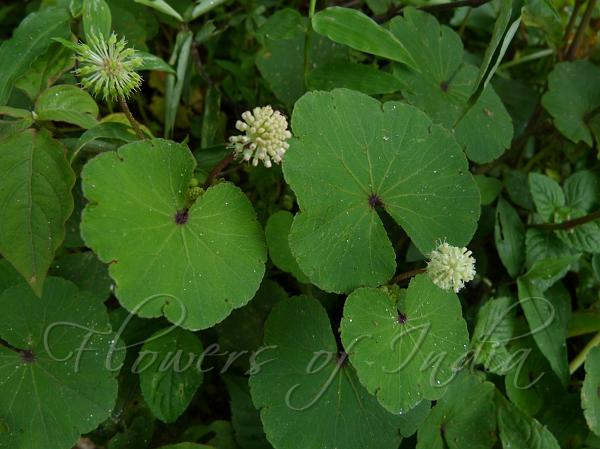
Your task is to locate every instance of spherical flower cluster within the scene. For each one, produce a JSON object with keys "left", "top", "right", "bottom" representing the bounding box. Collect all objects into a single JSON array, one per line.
[
  {"left": 74, "top": 33, "right": 143, "bottom": 101},
  {"left": 228, "top": 106, "right": 292, "bottom": 168},
  {"left": 427, "top": 242, "right": 476, "bottom": 293}
]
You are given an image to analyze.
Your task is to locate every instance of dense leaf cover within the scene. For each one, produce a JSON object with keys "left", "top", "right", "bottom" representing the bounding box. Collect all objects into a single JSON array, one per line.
[{"left": 0, "top": 0, "right": 599, "bottom": 448}]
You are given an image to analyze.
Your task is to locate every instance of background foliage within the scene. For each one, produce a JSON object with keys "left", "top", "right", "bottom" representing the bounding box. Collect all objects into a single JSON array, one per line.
[{"left": 0, "top": 0, "right": 600, "bottom": 448}]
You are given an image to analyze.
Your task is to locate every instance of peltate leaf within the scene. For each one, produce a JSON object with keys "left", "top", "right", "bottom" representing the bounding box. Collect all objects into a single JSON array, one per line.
[
  {"left": 0, "top": 277, "right": 121, "bottom": 449},
  {"left": 0, "top": 129, "right": 75, "bottom": 294},
  {"left": 249, "top": 296, "right": 405, "bottom": 449},
  {"left": 542, "top": 61, "right": 600, "bottom": 145},
  {"left": 389, "top": 8, "right": 513, "bottom": 164},
  {"left": 80, "top": 138, "right": 267, "bottom": 330},
  {"left": 283, "top": 88, "right": 480, "bottom": 293},
  {"left": 340, "top": 275, "right": 469, "bottom": 413}
]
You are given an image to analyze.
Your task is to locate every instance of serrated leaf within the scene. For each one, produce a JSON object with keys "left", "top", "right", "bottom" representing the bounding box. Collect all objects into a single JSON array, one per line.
[
  {"left": 525, "top": 228, "right": 577, "bottom": 267},
  {"left": 497, "top": 394, "right": 561, "bottom": 449},
  {"left": 340, "top": 275, "right": 469, "bottom": 413},
  {"left": 495, "top": 198, "right": 525, "bottom": 278},
  {"left": 139, "top": 327, "right": 204, "bottom": 423},
  {"left": 81, "top": 138, "right": 267, "bottom": 330},
  {"left": 283, "top": 88, "right": 480, "bottom": 293},
  {"left": 470, "top": 297, "right": 517, "bottom": 375},
  {"left": 556, "top": 209, "right": 600, "bottom": 253},
  {"left": 307, "top": 61, "right": 403, "bottom": 95},
  {"left": 529, "top": 172, "right": 565, "bottom": 221},
  {"left": 583, "top": 345, "right": 600, "bottom": 436},
  {"left": 542, "top": 61, "right": 600, "bottom": 145},
  {"left": 249, "top": 296, "right": 405, "bottom": 449},
  {"left": 83, "top": 0, "right": 112, "bottom": 40},
  {"left": 0, "top": 7, "right": 71, "bottom": 105},
  {"left": 312, "top": 7, "right": 417, "bottom": 69},
  {"left": 35, "top": 85, "right": 99, "bottom": 129},
  {"left": 0, "top": 277, "right": 121, "bottom": 449},
  {"left": 564, "top": 170, "right": 600, "bottom": 212},
  {"left": 416, "top": 371, "right": 496, "bottom": 449},
  {"left": 0, "top": 129, "right": 75, "bottom": 294},
  {"left": 389, "top": 8, "right": 513, "bottom": 164},
  {"left": 265, "top": 211, "right": 309, "bottom": 283},
  {"left": 504, "top": 330, "right": 564, "bottom": 416},
  {"left": 517, "top": 269, "right": 572, "bottom": 385}
]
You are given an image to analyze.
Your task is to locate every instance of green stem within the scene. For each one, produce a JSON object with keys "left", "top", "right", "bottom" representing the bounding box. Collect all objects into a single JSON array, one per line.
[
  {"left": 498, "top": 49, "right": 554, "bottom": 71},
  {"left": 566, "top": 0, "right": 597, "bottom": 60},
  {"left": 119, "top": 97, "right": 146, "bottom": 140},
  {"left": 569, "top": 331, "right": 600, "bottom": 374},
  {"left": 303, "top": 0, "right": 317, "bottom": 88},
  {"left": 529, "top": 209, "right": 600, "bottom": 231}
]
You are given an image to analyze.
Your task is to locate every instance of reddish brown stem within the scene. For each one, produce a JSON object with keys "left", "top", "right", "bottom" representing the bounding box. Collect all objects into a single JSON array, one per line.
[
  {"left": 203, "top": 152, "right": 235, "bottom": 188},
  {"left": 391, "top": 267, "right": 427, "bottom": 284},
  {"left": 529, "top": 209, "right": 600, "bottom": 231}
]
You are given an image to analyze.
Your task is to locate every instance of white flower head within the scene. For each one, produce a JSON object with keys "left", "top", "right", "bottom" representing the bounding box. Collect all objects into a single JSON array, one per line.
[
  {"left": 74, "top": 33, "right": 143, "bottom": 101},
  {"left": 427, "top": 242, "right": 476, "bottom": 293},
  {"left": 228, "top": 106, "right": 292, "bottom": 168}
]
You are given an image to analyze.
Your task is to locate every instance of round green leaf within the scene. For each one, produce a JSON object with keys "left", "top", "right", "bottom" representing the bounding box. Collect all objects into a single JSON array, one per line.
[
  {"left": 340, "top": 275, "right": 469, "bottom": 413},
  {"left": 139, "top": 327, "right": 204, "bottom": 423},
  {"left": 389, "top": 8, "right": 513, "bottom": 164},
  {"left": 0, "top": 277, "right": 121, "bottom": 449},
  {"left": 582, "top": 345, "right": 600, "bottom": 436},
  {"left": 80, "top": 138, "right": 267, "bottom": 330},
  {"left": 542, "top": 61, "right": 600, "bottom": 146},
  {"left": 283, "top": 88, "right": 480, "bottom": 293},
  {"left": 249, "top": 296, "right": 405, "bottom": 449}
]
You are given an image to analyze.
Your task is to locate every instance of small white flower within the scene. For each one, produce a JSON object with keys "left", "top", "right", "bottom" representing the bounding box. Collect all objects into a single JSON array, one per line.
[
  {"left": 427, "top": 242, "right": 476, "bottom": 293},
  {"left": 228, "top": 106, "right": 292, "bottom": 168}
]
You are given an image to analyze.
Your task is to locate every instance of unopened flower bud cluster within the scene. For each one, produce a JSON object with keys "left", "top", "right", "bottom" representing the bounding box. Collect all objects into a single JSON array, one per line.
[
  {"left": 427, "top": 242, "right": 476, "bottom": 293},
  {"left": 74, "top": 33, "right": 143, "bottom": 101},
  {"left": 228, "top": 106, "right": 291, "bottom": 168}
]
